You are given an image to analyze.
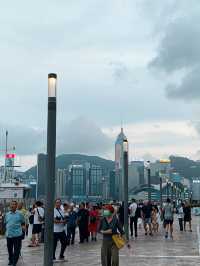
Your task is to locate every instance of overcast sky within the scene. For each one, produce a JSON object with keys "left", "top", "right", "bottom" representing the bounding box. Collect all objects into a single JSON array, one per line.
[{"left": 1, "top": 0, "right": 200, "bottom": 170}]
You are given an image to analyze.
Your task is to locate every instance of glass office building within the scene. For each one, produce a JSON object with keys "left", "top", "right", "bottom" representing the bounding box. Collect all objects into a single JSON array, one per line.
[
  {"left": 89, "top": 165, "right": 103, "bottom": 196},
  {"left": 70, "top": 165, "right": 86, "bottom": 197}
]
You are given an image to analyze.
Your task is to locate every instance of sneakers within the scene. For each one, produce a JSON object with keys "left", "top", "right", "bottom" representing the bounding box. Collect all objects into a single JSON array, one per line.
[
  {"left": 53, "top": 256, "right": 68, "bottom": 263},
  {"left": 165, "top": 232, "right": 168, "bottom": 239}
]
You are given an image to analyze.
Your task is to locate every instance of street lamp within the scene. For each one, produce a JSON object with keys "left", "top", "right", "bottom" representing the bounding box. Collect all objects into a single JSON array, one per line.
[
  {"left": 146, "top": 161, "right": 151, "bottom": 202},
  {"left": 159, "top": 172, "right": 163, "bottom": 208},
  {"left": 123, "top": 139, "right": 129, "bottom": 241},
  {"left": 166, "top": 179, "right": 169, "bottom": 199},
  {"left": 44, "top": 73, "right": 57, "bottom": 266}
]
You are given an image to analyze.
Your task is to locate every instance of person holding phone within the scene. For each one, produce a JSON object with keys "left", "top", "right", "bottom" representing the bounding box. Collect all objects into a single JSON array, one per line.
[
  {"left": 53, "top": 199, "right": 68, "bottom": 262},
  {"left": 99, "top": 205, "right": 125, "bottom": 266}
]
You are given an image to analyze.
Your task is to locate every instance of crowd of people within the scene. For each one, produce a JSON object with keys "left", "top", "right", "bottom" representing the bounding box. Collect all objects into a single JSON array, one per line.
[{"left": 0, "top": 197, "right": 193, "bottom": 266}]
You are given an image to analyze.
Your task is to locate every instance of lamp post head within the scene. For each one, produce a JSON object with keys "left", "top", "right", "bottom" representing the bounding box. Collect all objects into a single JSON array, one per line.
[
  {"left": 123, "top": 139, "right": 128, "bottom": 152},
  {"left": 146, "top": 160, "right": 151, "bottom": 170},
  {"left": 48, "top": 73, "right": 57, "bottom": 97}
]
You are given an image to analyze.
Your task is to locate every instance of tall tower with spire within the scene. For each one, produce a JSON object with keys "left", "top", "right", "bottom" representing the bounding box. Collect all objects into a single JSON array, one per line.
[{"left": 115, "top": 128, "right": 127, "bottom": 201}]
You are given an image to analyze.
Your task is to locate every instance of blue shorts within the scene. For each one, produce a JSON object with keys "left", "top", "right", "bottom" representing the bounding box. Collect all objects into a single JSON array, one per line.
[{"left": 144, "top": 218, "right": 151, "bottom": 225}]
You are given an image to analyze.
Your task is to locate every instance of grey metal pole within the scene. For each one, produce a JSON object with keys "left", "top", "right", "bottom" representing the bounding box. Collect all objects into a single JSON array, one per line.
[
  {"left": 171, "top": 184, "right": 174, "bottom": 202},
  {"left": 160, "top": 177, "right": 163, "bottom": 208},
  {"left": 44, "top": 73, "right": 57, "bottom": 266},
  {"left": 4, "top": 130, "right": 8, "bottom": 182},
  {"left": 167, "top": 182, "right": 169, "bottom": 198},
  {"left": 147, "top": 167, "right": 151, "bottom": 202},
  {"left": 123, "top": 148, "right": 129, "bottom": 240}
]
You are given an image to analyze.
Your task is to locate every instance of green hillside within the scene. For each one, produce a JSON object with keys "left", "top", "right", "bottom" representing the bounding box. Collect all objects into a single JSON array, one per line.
[
  {"left": 25, "top": 154, "right": 115, "bottom": 178},
  {"left": 170, "top": 155, "right": 200, "bottom": 179},
  {"left": 25, "top": 154, "right": 200, "bottom": 180}
]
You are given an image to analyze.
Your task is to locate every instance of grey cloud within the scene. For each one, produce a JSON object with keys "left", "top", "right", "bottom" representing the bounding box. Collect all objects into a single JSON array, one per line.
[
  {"left": 149, "top": 6, "right": 200, "bottom": 101},
  {"left": 109, "top": 62, "right": 129, "bottom": 81},
  {"left": 191, "top": 121, "right": 200, "bottom": 135},
  {"left": 149, "top": 17, "right": 200, "bottom": 73},
  {"left": 0, "top": 0, "right": 198, "bottom": 130},
  {"left": 0, "top": 125, "right": 45, "bottom": 155},
  {"left": 135, "top": 130, "right": 193, "bottom": 148},
  {"left": 141, "top": 153, "right": 157, "bottom": 162},
  {"left": 166, "top": 67, "right": 200, "bottom": 100},
  {"left": 0, "top": 118, "right": 113, "bottom": 156},
  {"left": 57, "top": 117, "right": 113, "bottom": 154}
]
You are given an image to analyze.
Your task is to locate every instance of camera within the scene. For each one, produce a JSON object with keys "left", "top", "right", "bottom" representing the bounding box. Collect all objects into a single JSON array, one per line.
[{"left": 55, "top": 216, "right": 61, "bottom": 221}]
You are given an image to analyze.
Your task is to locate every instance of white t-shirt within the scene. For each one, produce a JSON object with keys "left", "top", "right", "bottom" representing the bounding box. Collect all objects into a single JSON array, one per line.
[
  {"left": 177, "top": 206, "right": 184, "bottom": 219},
  {"left": 63, "top": 210, "right": 69, "bottom": 234},
  {"left": 34, "top": 207, "right": 44, "bottom": 225},
  {"left": 129, "top": 202, "right": 137, "bottom": 217},
  {"left": 54, "top": 208, "right": 65, "bottom": 233}
]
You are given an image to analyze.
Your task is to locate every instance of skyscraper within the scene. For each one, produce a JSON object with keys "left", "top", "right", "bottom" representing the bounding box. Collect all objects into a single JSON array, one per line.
[
  {"left": 89, "top": 165, "right": 103, "bottom": 197},
  {"left": 69, "top": 164, "right": 86, "bottom": 201},
  {"left": 115, "top": 128, "right": 127, "bottom": 201},
  {"left": 128, "top": 161, "right": 145, "bottom": 189},
  {"left": 56, "top": 169, "right": 67, "bottom": 198}
]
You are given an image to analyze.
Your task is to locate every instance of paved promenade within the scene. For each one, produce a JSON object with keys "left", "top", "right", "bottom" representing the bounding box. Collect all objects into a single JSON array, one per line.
[{"left": 0, "top": 216, "right": 199, "bottom": 266}]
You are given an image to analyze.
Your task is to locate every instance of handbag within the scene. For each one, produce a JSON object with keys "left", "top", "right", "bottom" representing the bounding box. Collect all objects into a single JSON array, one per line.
[
  {"left": 112, "top": 234, "right": 126, "bottom": 249},
  {"left": 37, "top": 208, "right": 44, "bottom": 223},
  {"left": 29, "top": 214, "right": 34, "bottom": 224}
]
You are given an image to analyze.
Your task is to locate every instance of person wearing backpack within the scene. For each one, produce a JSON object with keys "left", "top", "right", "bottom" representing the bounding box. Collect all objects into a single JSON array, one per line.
[
  {"left": 129, "top": 199, "right": 140, "bottom": 238},
  {"left": 53, "top": 199, "right": 68, "bottom": 262},
  {"left": 28, "top": 201, "right": 44, "bottom": 247},
  {"left": 177, "top": 202, "right": 184, "bottom": 231},
  {"left": 163, "top": 198, "right": 174, "bottom": 239}
]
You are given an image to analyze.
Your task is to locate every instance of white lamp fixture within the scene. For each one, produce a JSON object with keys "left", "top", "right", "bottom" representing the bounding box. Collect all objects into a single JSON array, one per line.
[
  {"left": 146, "top": 160, "right": 151, "bottom": 169},
  {"left": 123, "top": 139, "right": 128, "bottom": 152},
  {"left": 48, "top": 73, "right": 57, "bottom": 97}
]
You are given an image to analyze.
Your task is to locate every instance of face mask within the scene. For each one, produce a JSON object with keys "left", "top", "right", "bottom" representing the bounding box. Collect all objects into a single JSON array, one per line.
[{"left": 103, "top": 210, "right": 111, "bottom": 217}]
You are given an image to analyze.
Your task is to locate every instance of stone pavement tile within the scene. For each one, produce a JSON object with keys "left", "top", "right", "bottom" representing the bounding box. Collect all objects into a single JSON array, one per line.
[{"left": 0, "top": 216, "right": 199, "bottom": 265}]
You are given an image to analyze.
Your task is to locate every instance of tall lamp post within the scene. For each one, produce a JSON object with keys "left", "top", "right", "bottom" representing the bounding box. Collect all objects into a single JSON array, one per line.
[
  {"left": 123, "top": 139, "right": 129, "bottom": 241},
  {"left": 147, "top": 161, "right": 151, "bottom": 202},
  {"left": 44, "top": 73, "right": 57, "bottom": 266},
  {"left": 166, "top": 180, "right": 169, "bottom": 199},
  {"left": 159, "top": 175, "right": 163, "bottom": 208}
]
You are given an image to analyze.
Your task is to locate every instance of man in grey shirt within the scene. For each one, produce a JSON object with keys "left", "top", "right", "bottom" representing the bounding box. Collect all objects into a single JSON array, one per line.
[{"left": 163, "top": 198, "right": 174, "bottom": 239}]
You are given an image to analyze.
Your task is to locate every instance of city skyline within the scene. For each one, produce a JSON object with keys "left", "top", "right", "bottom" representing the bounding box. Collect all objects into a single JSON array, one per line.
[{"left": 0, "top": 1, "right": 200, "bottom": 170}]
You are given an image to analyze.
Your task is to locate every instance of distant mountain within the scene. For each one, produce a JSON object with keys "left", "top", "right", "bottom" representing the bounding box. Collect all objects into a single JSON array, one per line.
[
  {"left": 170, "top": 155, "right": 200, "bottom": 179},
  {"left": 25, "top": 154, "right": 115, "bottom": 178},
  {"left": 25, "top": 154, "right": 200, "bottom": 180}
]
